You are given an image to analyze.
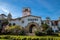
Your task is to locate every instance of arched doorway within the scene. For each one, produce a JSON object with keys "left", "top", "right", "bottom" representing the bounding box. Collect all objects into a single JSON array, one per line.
[
  {"left": 29, "top": 24, "right": 37, "bottom": 33},
  {"left": 25, "top": 22, "right": 40, "bottom": 33}
]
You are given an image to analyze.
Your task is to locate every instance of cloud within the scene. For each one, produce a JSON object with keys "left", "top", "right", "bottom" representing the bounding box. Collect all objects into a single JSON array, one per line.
[
  {"left": 1, "top": 8, "right": 9, "bottom": 13},
  {"left": 0, "top": 2, "right": 10, "bottom": 14}
]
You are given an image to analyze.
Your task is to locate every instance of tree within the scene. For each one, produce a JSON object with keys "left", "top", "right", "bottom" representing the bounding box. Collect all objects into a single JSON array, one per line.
[
  {"left": 46, "top": 28, "right": 53, "bottom": 35},
  {"left": 2, "top": 19, "right": 9, "bottom": 26},
  {"left": 4, "top": 25, "right": 22, "bottom": 35},
  {"left": 35, "top": 30, "right": 46, "bottom": 36},
  {"left": 41, "top": 23, "right": 49, "bottom": 31},
  {"left": 1, "top": 19, "right": 9, "bottom": 34},
  {"left": 19, "top": 29, "right": 26, "bottom": 35}
]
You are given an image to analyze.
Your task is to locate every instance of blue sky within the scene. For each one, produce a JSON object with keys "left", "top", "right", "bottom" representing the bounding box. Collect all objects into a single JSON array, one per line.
[{"left": 0, "top": 0, "right": 60, "bottom": 20}]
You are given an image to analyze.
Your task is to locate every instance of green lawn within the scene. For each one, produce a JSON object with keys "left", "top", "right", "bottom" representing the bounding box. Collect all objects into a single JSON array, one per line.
[
  {"left": 0, "top": 39, "right": 9, "bottom": 40},
  {"left": 0, "top": 35, "right": 60, "bottom": 40}
]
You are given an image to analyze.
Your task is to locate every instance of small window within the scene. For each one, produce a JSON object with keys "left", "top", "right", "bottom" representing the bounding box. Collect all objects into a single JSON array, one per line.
[
  {"left": 28, "top": 19, "right": 38, "bottom": 21},
  {"left": 35, "top": 19, "right": 38, "bottom": 21},
  {"left": 22, "top": 21, "right": 24, "bottom": 23},
  {"left": 13, "top": 23, "right": 16, "bottom": 26}
]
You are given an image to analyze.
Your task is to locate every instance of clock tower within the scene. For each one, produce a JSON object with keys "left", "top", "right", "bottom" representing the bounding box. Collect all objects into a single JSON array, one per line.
[{"left": 22, "top": 7, "right": 31, "bottom": 17}]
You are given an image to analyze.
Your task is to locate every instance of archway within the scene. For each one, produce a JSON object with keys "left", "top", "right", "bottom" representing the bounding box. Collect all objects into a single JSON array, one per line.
[
  {"left": 25, "top": 22, "right": 40, "bottom": 33},
  {"left": 29, "top": 24, "right": 37, "bottom": 33}
]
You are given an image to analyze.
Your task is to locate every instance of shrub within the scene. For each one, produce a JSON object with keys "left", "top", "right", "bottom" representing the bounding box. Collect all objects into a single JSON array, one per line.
[
  {"left": 0, "top": 37, "right": 1, "bottom": 39},
  {"left": 32, "top": 38, "right": 39, "bottom": 40},
  {"left": 4, "top": 36, "right": 10, "bottom": 39},
  {"left": 28, "top": 38, "right": 31, "bottom": 40},
  {"left": 41, "top": 23, "right": 49, "bottom": 31},
  {"left": 45, "top": 28, "right": 58, "bottom": 36},
  {"left": 4, "top": 25, "right": 23, "bottom": 35},
  {"left": 35, "top": 31, "right": 46, "bottom": 36},
  {"left": 22, "top": 38, "right": 27, "bottom": 40},
  {"left": 19, "top": 30, "right": 26, "bottom": 35},
  {"left": 46, "top": 28, "right": 54, "bottom": 35}
]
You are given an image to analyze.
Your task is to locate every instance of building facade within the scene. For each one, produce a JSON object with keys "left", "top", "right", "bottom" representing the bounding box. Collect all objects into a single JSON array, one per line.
[{"left": 0, "top": 8, "right": 60, "bottom": 33}]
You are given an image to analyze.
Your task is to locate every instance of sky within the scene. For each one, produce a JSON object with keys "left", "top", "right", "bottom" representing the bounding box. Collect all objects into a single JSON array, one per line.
[{"left": 0, "top": 0, "right": 60, "bottom": 20}]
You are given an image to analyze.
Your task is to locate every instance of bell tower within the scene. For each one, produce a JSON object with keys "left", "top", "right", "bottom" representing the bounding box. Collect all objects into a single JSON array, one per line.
[{"left": 22, "top": 7, "right": 31, "bottom": 17}]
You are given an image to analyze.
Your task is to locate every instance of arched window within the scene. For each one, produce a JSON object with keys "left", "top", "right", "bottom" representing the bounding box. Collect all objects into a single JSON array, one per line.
[
  {"left": 13, "top": 23, "right": 16, "bottom": 26},
  {"left": 22, "top": 21, "right": 24, "bottom": 23}
]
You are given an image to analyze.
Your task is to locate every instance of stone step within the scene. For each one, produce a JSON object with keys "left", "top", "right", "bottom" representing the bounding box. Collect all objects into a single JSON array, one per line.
[{"left": 27, "top": 33, "right": 35, "bottom": 36}]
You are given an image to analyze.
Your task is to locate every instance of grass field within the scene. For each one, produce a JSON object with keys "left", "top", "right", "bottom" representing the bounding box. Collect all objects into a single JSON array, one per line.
[{"left": 0, "top": 35, "right": 60, "bottom": 40}]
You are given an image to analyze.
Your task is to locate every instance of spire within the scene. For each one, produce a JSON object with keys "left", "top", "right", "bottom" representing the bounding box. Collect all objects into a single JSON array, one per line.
[{"left": 7, "top": 12, "right": 12, "bottom": 20}]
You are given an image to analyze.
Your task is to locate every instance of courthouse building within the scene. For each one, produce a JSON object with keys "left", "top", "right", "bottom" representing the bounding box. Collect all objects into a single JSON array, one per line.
[{"left": 0, "top": 7, "right": 60, "bottom": 33}]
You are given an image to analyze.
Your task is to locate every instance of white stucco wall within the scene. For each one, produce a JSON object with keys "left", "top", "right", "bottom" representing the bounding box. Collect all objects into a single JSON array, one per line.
[
  {"left": 9, "top": 20, "right": 22, "bottom": 26},
  {"left": 9, "top": 16, "right": 42, "bottom": 27},
  {"left": 58, "top": 21, "right": 60, "bottom": 27},
  {"left": 52, "top": 26, "right": 59, "bottom": 32},
  {"left": 0, "top": 15, "right": 5, "bottom": 20},
  {"left": 20, "top": 16, "right": 41, "bottom": 27}
]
